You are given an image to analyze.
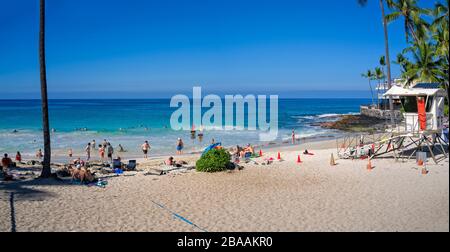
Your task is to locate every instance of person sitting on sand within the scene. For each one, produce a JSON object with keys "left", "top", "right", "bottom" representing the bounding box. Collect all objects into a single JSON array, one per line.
[
  {"left": 238, "top": 144, "right": 254, "bottom": 160},
  {"left": 2, "top": 153, "right": 12, "bottom": 171},
  {"left": 165, "top": 156, "right": 174, "bottom": 166},
  {"left": 15, "top": 151, "right": 22, "bottom": 163}
]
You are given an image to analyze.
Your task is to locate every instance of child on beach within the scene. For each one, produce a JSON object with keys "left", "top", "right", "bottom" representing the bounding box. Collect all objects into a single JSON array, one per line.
[
  {"left": 15, "top": 151, "right": 22, "bottom": 163},
  {"left": 98, "top": 145, "right": 105, "bottom": 161},
  {"left": 142, "top": 141, "right": 150, "bottom": 159},
  {"left": 176, "top": 138, "right": 184, "bottom": 155}
]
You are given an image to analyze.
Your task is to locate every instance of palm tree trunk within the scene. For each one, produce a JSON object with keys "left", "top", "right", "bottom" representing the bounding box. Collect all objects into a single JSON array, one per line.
[
  {"left": 39, "top": 0, "right": 52, "bottom": 178},
  {"left": 377, "top": 80, "right": 380, "bottom": 109},
  {"left": 369, "top": 80, "right": 374, "bottom": 106},
  {"left": 379, "top": 0, "right": 395, "bottom": 123},
  {"left": 407, "top": 21, "right": 419, "bottom": 44}
]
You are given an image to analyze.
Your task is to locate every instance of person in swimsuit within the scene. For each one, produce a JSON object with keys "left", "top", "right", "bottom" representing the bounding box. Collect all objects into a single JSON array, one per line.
[
  {"left": 98, "top": 145, "right": 105, "bottom": 161},
  {"left": 15, "top": 151, "right": 22, "bottom": 163},
  {"left": 141, "top": 141, "right": 150, "bottom": 159},
  {"left": 176, "top": 138, "right": 184, "bottom": 155},
  {"left": 85, "top": 143, "right": 91, "bottom": 161},
  {"left": 292, "top": 129, "right": 296, "bottom": 144},
  {"left": 107, "top": 143, "right": 114, "bottom": 163},
  {"left": 68, "top": 148, "right": 73, "bottom": 158}
]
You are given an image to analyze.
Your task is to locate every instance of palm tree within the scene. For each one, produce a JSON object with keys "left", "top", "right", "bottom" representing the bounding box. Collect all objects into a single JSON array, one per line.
[
  {"left": 379, "top": 56, "right": 388, "bottom": 108},
  {"left": 385, "top": 0, "right": 430, "bottom": 44},
  {"left": 402, "top": 42, "right": 444, "bottom": 85},
  {"left": 394, "top": 53, "right": 413, "bottom": 81},
  {"left": 430, "top": 0, "right": 449, "bottom": 97},
  {"left": 39, "top": 0, "right": 52, "bottom": 178},
  {"left": 362, "top": 70, "right": 376, "bottom": 106},
  {"left": 358, "top": 0, "right": 395, "bottom": 122},
  {"left": 374, "top": 67, "right": 385, "bottom": 108}
]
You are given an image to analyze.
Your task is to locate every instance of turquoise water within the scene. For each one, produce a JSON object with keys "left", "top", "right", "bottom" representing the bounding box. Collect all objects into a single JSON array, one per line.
[{"left": 0, "top": 99, "right": 368, "bottom": 161}]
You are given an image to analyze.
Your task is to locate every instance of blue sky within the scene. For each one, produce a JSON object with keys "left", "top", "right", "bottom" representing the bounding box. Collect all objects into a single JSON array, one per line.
[{"left": 0, "top": 0, "right": 437, "bottom": 98}]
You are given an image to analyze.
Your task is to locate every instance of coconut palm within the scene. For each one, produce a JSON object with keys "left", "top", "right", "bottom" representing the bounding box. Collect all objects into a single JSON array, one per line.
[
  {"left": 358, "top": 0, "right": 395, "bottom": 122},
  {"left": 402, "top": 42, "right": 444, "bottom": 85},
  {"left": 362, "top": 70, "right": 376, "bottom": 106},
  {"left": 379, "top": 56, "right": 389, "bottom": 108},
  {"left": 358, "top": 0, "right": 393, "bottom": 89},
  {"left": 374, "top": 67, "right": 385, "bottom": 108},
  {"left": 385, "top": 0, "right": 430, "bottom": 44},
  {"left": 430, "top": 0, "right": 449, "bottom": 93},
  {"left": 394, "top": 53, "right": 413, "bottom": 81},
  {"left": 39, "top": 0, "right": 52, "bottom": 178}
]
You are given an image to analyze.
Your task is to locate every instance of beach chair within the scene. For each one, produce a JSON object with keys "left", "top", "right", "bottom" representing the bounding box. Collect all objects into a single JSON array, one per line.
[{"left": 126, "top": 160, "right": 136, "bottom": 171}]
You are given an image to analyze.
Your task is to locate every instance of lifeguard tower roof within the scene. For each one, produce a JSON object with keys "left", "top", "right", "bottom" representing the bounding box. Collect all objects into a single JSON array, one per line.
[{"left": 383, "top": 83, "right": 446, "bottom": 97}]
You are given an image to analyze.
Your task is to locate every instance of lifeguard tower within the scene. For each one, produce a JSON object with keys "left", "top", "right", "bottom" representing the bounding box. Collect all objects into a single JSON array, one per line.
[{"left": 337, "top": 83, "right": 448, "bottom": 164}]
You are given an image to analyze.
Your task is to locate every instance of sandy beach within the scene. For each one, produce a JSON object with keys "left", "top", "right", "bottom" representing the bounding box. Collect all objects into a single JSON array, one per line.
[{"left": 1, "top": 139, "right": 448, "bottom": 232}]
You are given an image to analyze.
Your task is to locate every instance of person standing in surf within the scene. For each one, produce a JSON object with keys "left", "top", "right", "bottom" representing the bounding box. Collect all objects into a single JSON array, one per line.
[
  {"left": 85, "top": 142, "right": 91, "bottom": 161},
  {"left": 291, "top": 129, "right": 296, "bottom": 144},
  {"left": 141, "top": 141, "right": 150, "bottom": 159},
  {"left": 176, "top": 138, "right": 184, "bottom": 155}
]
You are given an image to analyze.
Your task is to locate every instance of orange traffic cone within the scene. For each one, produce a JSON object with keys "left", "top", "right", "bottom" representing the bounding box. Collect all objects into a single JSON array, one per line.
[
  {"left": 297, "top": 155, "right": 302, "bottom": 163},
  {"left": 330, "top": 153, "right": 336, "bottom": 166},
  {"left": 367, "top": 159, "right": 373, "bottom": 170},
  {"left": 259, "top": 149, "right": 263, "bottom": 157},
  {"left": 277, "top": 152, "right": 281, "bottom": 160}
]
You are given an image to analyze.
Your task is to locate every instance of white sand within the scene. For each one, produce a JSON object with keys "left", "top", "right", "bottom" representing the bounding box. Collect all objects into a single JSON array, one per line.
[{"left": 0, "top": 140, "right": 448, "bottom": 232}]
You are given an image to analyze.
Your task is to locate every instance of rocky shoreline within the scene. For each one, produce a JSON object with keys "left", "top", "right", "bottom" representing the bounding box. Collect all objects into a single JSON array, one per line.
[{"left": 317, "top": 114, "right": 386, "bottom": 132}]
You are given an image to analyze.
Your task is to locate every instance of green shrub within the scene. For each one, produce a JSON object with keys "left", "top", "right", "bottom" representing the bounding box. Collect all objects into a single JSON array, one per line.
[
  {"left": 444, "top": 104, "right": 449, "bottom": 116},
  {"left": 196, "top": 148, "right": 231, "bottom": 172}
]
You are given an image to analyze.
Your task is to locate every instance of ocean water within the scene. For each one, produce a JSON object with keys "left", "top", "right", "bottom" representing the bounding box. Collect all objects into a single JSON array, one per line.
[{"left": 0, "top": 99, "right": 368, "bottom": 161}]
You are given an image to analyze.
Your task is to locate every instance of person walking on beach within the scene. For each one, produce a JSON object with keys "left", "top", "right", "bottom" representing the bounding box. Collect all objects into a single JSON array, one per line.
[
  {"left": 91, "top": 140, "right": 96, "bottom": 150},
  {"left": 85, "top": 143, "right": 91, "bottom": 161},
  {"left": 141, "top": 141, "right": 150, "bottom": 159},
  {"left": 292, "top": 129, "right": 296, "bottom": 144},
  {"left": 107, "top": 143, "right": 114, "bottom": 163},
  {"left": 176, "top": 138, "right": 184, "bottom": 155},
  {"left": 102, "top": 139, "right": 108, "bottom": 148},
  {"left": 99, "top": 144, "right": 105, "bottom": 162}
]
